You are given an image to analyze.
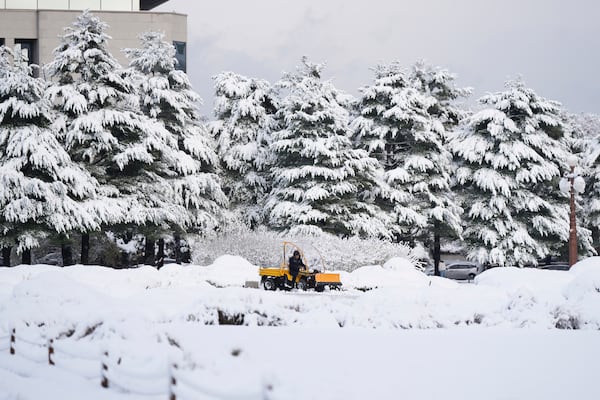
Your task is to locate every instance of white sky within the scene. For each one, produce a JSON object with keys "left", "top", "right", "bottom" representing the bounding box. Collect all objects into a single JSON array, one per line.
[{"left": 157, "top": 0, "right": 600, "bottom": 115}]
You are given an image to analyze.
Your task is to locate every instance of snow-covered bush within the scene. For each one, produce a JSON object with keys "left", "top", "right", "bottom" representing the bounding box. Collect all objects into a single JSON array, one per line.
[{"left": 189, "top": 224, "right": 420, "bottom": 272}]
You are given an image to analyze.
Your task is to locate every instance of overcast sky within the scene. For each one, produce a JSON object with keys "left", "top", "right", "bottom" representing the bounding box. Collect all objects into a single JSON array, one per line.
[{"left": 157, "top": 0, "right": 600, "bottom": 115}]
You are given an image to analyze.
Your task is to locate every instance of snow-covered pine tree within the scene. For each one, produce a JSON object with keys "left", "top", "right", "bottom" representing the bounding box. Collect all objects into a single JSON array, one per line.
[
  {"left": 0, "top": 45, "right": 98, "bottom": 265},
  {"left": 409, "top": 61, "right": 471, "bottom": 273},
  {"left": 352, "top": 62, "right": 463, "bottom": 258},
  {"left": 210, "top": 71, "right": 277, "bottom": 228},
  {"left": 45, "top": 11, "right": 183, "bottom": 265},
  {"left": 351, "top": 64, "right": 425, "bottom": 240},
  {"left": 125, "top": 31, "right": 227, "bottom": 263},
  {"left": 523, "top": 111, "right": 595, "bottom": 260},
  {"left": 450, "top": 79, "right": 572, "bottom": 267},
  {"left": 0, "top": 45, "right": 10, "bottom": 267},
  {"left": 267, "top": 57, "right": 389, "bottom": 237},
  {"left": 568, "top": 113, "right": 600, "bottom": 254}
]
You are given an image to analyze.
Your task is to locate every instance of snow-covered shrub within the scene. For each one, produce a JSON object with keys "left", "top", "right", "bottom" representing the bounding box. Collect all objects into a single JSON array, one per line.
[{"left": 189, "top": 224, "right": 420, "bottom": 272}]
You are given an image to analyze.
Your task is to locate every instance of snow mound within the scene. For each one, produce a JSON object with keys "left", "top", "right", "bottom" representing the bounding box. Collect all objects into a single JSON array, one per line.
[
  {"left": 569, "top": 257, "right": 600, "bottom": 275},
  {"left": 564, "top": 268, "right": 600, "bottom": 299},
  {"left": 475, "top": 267, "right": 572, "bottom": 291},
  {"left": 382, "top": 257, "right": 420, "bottom": 272},
  {"left": 212, "top": 255, "right": 256, "bottom": 269},
  {"left": 474, "top": 267, "right": 572, "bottom": 305},
  {"left": 2, "top": 255, "right": 600, "bottom": 331},
  {"left": 344, "top": 257, "right": 429, "bottom": 289},
  {"left": 201, "top": 255, "right": 258, "bottom": 288}
]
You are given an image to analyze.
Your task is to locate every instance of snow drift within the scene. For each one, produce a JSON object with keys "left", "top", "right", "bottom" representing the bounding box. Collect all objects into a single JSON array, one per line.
[{"left": 1, "top": 256, "right": 600, "bottom": 335}]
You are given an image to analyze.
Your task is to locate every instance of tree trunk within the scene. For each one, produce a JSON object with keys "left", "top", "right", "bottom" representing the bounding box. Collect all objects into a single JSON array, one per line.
[
  {"left": 174, "top": 233, "right": 182, "bottom": 264},
  {"left": 1, "top": 247, "right": 11, "bottom": 267},
  {"left": 157, "top": 239, "right": 165, "bottom": 269},
  {"left": 22, "top": 249, "right": 32, "bottom": 265},
  {"left": 144, "top": 238, "right": 155, "bottom": 266},
  {"left": 81, "top": 233, "right": 90, "bottom": 265},
  {"left": 61, "top": 243, "right": 74, "bottom": 266},
  {"left": 433, "top": 225, "right": 441, "bottom": 277},
  {"left": 593, "top": 227, "right": 600, "bottom": 257}
]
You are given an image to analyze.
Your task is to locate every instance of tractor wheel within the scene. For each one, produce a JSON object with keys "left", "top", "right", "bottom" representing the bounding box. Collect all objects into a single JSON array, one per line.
[
  {"left": 263, "top": 277, "right": 276, "bottom": 291},
  {"left": 297, "top": 279, "right": 308, "bottom": 291},
  {"left": 315, "top": 284, "right": 325, "bottom": 292}
]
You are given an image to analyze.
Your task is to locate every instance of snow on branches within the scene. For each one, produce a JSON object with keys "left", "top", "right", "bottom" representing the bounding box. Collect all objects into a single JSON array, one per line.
[
  {"left": 210, "top": 71, "right": 277, "bottom": 228},
  {"left": 267, "top": 57, "right": 388, "bottom": 237},
  {"left": 125, "top": 31, "right": 227, "bottom": 233},
  {"left": 450, "top": 79, "right": 574, "bottom": 266},
  {"left": 0, "top": 45, "right": 99, "bottom": 252},
  {"left": 352, "top": 61, "right": 466, "bottom": 245}
]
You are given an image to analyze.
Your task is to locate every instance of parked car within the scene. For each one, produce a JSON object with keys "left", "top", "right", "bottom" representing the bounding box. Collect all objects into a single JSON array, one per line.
[
  {"left": 539, "top": 263, "right": 570, "bottom": 271},
  {"left": 441, "top": 261, "right": 482, "bottom": 280}
]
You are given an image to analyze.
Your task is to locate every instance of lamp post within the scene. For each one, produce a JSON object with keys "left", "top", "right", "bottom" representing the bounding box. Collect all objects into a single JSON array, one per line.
[{"left": 559, "top": 156, "right": 586, "bottom": 267}]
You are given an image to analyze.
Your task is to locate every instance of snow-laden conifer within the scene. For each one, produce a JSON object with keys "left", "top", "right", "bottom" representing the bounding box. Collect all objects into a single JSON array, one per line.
[
  {"left": 569, "top": 113, "right": 600, "bottom": 254},
  {"left": 124, "top": 32, "right": 227, "bottom": 235},
  {"left": 0, "top": 45, "right": 99, "bottom": 260},
  {"left": 352, "top": 64, "right": 424, "bottom": 238},
  {"left": 408, "top": 61, "right": 471, "bottom": 270},
  {"left": 46, "top": 12, "right": 194, "bottom": 262},
  {"left": 450, "top": 79, "right": 572, "bottom": 267},
  {"left": 267, "top": 57, "right": 388, "bottom": 237},
  {"left": 210, "top": 71, "right": 277, "bottom": 228},
  {"left": 352, "top": 62, "right": 464, "bottom": 246}
]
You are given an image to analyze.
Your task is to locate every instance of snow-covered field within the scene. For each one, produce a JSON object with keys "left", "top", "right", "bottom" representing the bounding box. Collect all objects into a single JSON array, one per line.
[{"left": 1, "top": 256, "right": 599, "bottom": 399}]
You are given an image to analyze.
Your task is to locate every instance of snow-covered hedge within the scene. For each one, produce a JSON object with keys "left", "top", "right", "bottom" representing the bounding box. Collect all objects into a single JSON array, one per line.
[{"left": 189, "top": 226, "right": 422, "bottom": 272}]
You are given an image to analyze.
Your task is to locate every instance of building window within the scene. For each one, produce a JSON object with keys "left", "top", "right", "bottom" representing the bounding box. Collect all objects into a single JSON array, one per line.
[
  {"left": 0, "top": 38, "right": 5, "bottom": 47},
  {"left": 173, "top": 41, "right": 186, "bottom": 72},
  {"left": 15, "top": 39, "right": 37, "bottom": 65}
]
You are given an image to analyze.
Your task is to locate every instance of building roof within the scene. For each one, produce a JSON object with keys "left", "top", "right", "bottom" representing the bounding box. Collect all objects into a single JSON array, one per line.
[{"left": 140, "top": 0, "right": 170, "bottom": 10}]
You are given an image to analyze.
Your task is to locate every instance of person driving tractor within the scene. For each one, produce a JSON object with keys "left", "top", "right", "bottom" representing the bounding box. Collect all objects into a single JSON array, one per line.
[{"left": 288, "top": 250, "right": 305, "bottom": 288}]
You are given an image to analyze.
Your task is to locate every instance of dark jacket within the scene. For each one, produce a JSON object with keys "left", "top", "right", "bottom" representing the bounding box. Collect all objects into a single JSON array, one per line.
[{"left": 288, "top": 256, "right": 305, "bottom": 274}]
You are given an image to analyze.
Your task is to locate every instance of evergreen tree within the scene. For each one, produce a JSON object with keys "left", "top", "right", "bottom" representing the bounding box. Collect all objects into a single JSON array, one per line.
[
  {"left": 45, "top": 12, "right": 198, "bottom": 264},
  {"left": 210, "top": 71, "right": 277, "bottom": 228},
  {"left": 352, "top": 62, "right": 464, "bottom": 256},
  {"left": 0, "top": 45, "right": 98, "bottom": 264},
  {"left": 569, "top": 113, "right": 600, "bottom": 254},
  {"left": 587, "top": 148, "right": 600, "bottom": 254},
  {"left": 352, "top": 64, "right": 425, "bottom": 239},
  {"left": 450, "top": 79, "right": 571, "bottom": 267},
  {"left": 124, "top": 31, "right": 227, "bottom": 264},
  {"left": 409, "top": 61, "right": 471, "bottom": 273},
  {"left": 267, "top": 57, "right": 388, "bottom": 237}
]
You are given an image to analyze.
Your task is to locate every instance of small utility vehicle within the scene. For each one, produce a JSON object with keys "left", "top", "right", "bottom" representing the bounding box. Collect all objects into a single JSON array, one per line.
[{"left": 259, "top": 241, "right": 342, "bottom": 292}]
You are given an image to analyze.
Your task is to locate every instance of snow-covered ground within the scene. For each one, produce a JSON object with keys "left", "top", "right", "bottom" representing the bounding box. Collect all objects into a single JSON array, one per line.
[{"left": 1, "top": 256, "right": 599, "bottom": 399}]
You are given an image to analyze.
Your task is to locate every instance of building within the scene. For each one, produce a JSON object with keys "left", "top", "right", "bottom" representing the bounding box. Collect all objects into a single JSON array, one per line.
[{"left": 0, "top": 0, "right": 187, "bottom": 71}]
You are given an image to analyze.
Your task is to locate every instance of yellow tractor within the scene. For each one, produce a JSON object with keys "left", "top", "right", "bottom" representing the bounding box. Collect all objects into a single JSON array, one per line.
[{"left": 259, "top": 241, "right": 342, "bottom": 291}]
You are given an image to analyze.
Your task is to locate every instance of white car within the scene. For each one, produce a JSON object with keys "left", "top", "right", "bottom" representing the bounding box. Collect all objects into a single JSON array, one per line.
[{"left": 441, "top": 261, "right": 482, "bottom": 280}]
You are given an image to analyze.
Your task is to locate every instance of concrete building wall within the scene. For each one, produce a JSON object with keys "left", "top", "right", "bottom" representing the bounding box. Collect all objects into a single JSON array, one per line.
[
  {"left": 1, "top": 0, "right": 141, "bottom": 11},
  {"left": 0, "top": 9, "right": 186, "bottom": 69}
]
